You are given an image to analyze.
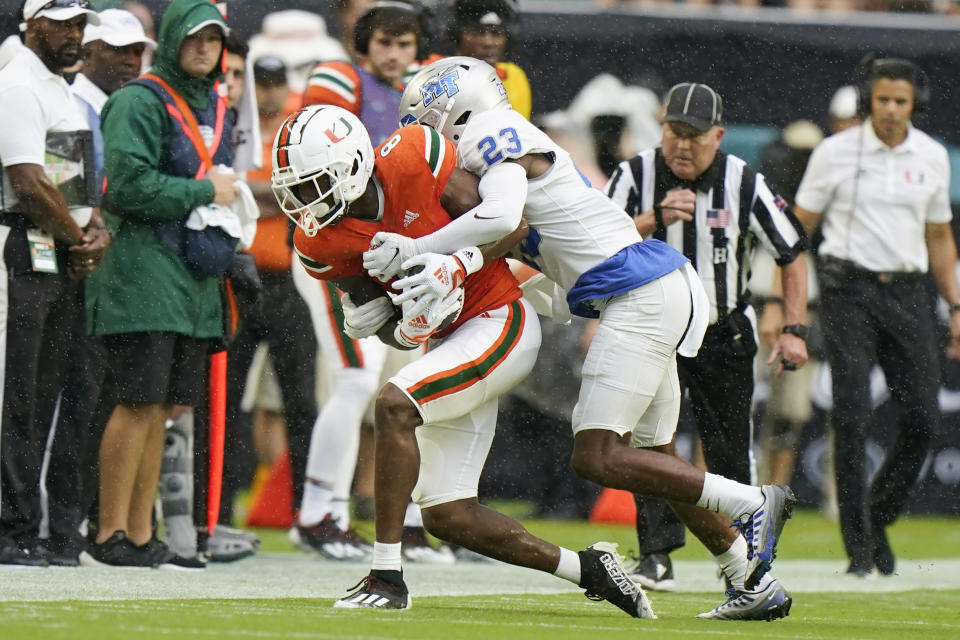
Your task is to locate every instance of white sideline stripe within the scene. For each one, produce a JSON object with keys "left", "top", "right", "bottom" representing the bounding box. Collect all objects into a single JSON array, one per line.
[{"left": 1, "top": 555, "right": 959, "bottom": 602}]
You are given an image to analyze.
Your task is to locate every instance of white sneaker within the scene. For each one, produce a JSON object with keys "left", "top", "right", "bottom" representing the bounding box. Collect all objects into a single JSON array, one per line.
[
  {"left": 400, "top": 527, "right": 455, "bottom": 565},
  {"left": 696, "top": 578, "right": 792, "bottom": 621},
  {"left": 207, "top": 525, "right": 260, "bottom": 562},
  {"left": 290, "top": 516, "right": 370, "bottom": 561}
]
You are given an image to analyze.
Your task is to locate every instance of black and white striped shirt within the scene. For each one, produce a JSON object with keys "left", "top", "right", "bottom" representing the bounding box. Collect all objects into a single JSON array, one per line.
[{"left": 606, "top": 148, "right": 807, "bottom": 324}]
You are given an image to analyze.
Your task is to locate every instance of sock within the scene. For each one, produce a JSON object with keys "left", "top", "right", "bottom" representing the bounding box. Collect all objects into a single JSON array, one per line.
[
  {"left": 553, "top": 547, "right": 581, "bottom": 585},
  {"left": 696, "top": 472, "right": 764, "bottom": 520},
  {"left": 754, "top": 573, "right": 774, "bottom": 591},
  {"left": 330, "top": 498, "right": 350, "bottom": 530},
  {"left": 715, "top": 535, "right": 749, "bottom": 591},
  {"left": 371, "top": 568, "right": 404, "bottom": 587},
  {"left": 298, "top": 480, "right": 333, "bottom": 527},
  {"left": 403, "top": 502, "right": 423, "bottom": 528},
  {"left": 372, "top": 541, "right": 403, "bottom": 572},
  {"left": 302, "top": 367, "right": 379, "bottom": 524}
]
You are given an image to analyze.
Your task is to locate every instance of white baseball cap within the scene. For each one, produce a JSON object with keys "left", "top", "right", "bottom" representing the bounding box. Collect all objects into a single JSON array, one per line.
[
  {"left": 22, "top": 0, "right": 101, "bottom": 25},
  {"left": 82, "top": 9, "right": 155, "bottom": 49}
]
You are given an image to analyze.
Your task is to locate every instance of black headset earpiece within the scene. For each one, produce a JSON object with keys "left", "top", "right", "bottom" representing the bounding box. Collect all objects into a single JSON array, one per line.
[{"left": 854, "top": 53, "right": 930, "bottom": 116}]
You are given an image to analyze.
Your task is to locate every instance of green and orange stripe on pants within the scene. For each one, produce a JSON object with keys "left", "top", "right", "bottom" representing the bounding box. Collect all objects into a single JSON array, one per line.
[{"left": 407, "top": 300, "right": 525, "bottom": 405}]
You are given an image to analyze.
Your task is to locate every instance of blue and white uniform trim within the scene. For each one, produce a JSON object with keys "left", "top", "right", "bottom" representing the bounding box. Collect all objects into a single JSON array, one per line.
[{"left": 566, "top": 239, "right": 689, "bottom": 318}]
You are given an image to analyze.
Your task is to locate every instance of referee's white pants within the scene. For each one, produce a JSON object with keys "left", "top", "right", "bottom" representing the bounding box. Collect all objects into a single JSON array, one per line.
[{"left": 571, "top": 267, "right": 692, "bottom": 447}]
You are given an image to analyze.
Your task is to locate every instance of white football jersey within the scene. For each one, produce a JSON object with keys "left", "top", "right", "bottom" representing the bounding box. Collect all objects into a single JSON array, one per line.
[{"left": 458, "top": 108, "right": 640, "bottom": 292}]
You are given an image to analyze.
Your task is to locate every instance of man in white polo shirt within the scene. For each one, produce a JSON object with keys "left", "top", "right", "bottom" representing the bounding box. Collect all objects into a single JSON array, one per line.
[
  {"left": 40, "top": 6, "right": 154, "bottom": 567},
  {"left": 0, "top": 0, "right": 108, "bottom": 566},
  {"left": 793, "top": 56, "right": 960, "bottom": 578}
]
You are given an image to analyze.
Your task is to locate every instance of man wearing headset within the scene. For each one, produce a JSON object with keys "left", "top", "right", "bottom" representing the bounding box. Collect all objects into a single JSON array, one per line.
[
  {"left": 304, "top": 1, "right": 425, "bottom": 146},
  {"left": 793, "top": 57, "right": 960, "bottom": 578}
]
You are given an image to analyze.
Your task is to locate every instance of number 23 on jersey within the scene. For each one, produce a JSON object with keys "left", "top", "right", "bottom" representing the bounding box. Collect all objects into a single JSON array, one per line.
[{"left": 477, "top": 127, "right": 522, "bottom": 166}]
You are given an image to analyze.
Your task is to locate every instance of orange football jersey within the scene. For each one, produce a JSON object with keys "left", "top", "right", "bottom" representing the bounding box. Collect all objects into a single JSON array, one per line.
[{"left": 294, "top": 124, "right": 520, "bottom": 335}]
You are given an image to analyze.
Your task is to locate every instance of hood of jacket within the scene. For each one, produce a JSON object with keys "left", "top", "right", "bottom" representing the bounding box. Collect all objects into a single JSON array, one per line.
[{"left": 151, "top": 0, "right": 228, "bottom": 108}]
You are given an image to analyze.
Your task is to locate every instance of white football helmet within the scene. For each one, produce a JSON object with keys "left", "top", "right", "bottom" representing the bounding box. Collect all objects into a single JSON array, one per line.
[
  {"left": 271, "top": 104, "right": 375, "bottom": 236},
  {"left": 399, "top": 56, "right": 509, "bottom": 145}
]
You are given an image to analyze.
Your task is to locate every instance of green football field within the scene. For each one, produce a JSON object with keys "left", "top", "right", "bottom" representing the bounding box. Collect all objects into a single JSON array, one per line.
[{"left": 1, "top": 509, "right": 958, "bottom": 640}]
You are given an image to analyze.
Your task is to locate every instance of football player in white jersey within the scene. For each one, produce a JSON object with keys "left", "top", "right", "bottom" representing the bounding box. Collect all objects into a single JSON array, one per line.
[{"left": 363, "top": 57, "right": 795, "bottom": 620}]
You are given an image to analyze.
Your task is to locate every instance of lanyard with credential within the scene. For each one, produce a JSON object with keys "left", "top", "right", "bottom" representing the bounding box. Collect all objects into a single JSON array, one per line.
[{"left": 142, "top": 72, "right": 225, "bottom": 179}]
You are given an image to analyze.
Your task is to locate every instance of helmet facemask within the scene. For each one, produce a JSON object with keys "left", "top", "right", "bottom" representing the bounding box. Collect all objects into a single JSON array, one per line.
[{"left": 272, "top": 165, "right": 352, "bottom": 237}]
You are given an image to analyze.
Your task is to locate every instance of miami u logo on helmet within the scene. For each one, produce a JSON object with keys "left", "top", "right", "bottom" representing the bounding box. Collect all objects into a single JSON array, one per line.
[
  {"left": 324, "top": 116, "right": 354, "bottom": 143},
  {"left": 421, "top": 70, "right": 460, "bottom": 107}
]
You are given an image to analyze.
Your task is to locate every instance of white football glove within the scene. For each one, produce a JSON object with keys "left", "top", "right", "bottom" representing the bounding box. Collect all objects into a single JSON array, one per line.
[
  {"left": 341, "top": 293, "right": 394, "bottom": 340},
  {"left": 363, "top": 232, "right": 420, "bottom": 282},
  {"left": 393, "top": 286, "right": 465, "bottom": 349},
  {"left": 391, "top": 247, "right": 484, "bottom": 319}
]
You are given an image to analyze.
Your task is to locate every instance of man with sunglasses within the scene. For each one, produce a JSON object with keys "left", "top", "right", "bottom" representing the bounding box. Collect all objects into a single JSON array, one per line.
[{"left": 0, "top": 0, "right": 104, "bottom": 566}]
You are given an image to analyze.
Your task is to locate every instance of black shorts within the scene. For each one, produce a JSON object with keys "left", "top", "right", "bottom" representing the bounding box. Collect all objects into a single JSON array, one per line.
[{"left": 101, "top": 332, "right": 212, "bottom": 406}]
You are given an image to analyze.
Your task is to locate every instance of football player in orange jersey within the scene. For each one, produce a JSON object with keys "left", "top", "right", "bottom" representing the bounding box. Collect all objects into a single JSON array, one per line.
[
  {"left": 299, "top": 0, "right": 439, "bottom": 560},
  {"left": 272, "top": 104, "right": 655, "bottom": 618}
]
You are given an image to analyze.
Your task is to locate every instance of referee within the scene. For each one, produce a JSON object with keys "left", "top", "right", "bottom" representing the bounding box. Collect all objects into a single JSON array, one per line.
[{"left": 606, "top": 82, "right": 809, "bottom": 591}]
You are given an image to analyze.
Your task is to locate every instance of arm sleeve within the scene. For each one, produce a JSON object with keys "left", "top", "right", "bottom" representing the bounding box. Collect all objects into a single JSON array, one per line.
[
  {"left": 0, "top": 86, "right": 46, "bottom": 167},
  {"left": 793, "top": 142, "right": 833, "bottom": 215},
  {"left": 101, "top": 86, "right": 215, "bottom": 223},
  {"left": 414, "top": 161, "right": 528, "bottom": 255}
]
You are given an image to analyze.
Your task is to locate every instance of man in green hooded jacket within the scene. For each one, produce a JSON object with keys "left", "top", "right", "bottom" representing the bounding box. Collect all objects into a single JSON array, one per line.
[{"left": 81, "top": 0, "right": 237, "bottom": 568}]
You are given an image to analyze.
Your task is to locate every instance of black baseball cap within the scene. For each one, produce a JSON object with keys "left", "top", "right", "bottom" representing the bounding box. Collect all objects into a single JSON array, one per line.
[
  {"left": 253, "top": 55, "right": 287, "bottom": 87},
  {"left": 663, "top": 83, "right": 723, "bottom": 133}
]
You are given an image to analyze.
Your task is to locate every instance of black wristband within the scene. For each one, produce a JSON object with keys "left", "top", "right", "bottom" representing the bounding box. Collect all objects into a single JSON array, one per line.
[
  {"left": 781, "top": 324, "right": 808, "bottom": 340},
  {"left": 653, "top": 205, "right": 665, "bottom": 231},
  {"left": 950, "top": 303, "right": 960, "bottom": 314}
]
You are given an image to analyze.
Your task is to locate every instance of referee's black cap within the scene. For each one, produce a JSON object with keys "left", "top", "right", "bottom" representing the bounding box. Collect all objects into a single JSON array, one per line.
[{"left": 663, "top": 83, "right": 723, "bottom": 133}]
